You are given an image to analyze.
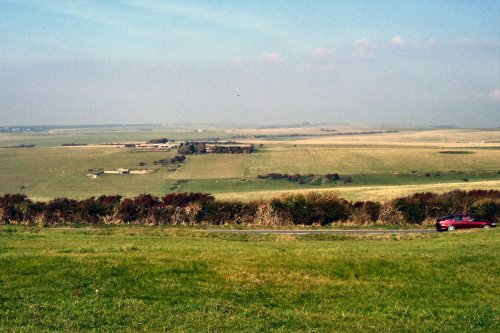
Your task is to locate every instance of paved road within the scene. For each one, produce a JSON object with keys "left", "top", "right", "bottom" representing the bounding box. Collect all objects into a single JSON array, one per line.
[
  {"left": 209, "top": 229, "right": 437, "bottom": 235},
  {"left": 48, "top": 227, "right": 437, "bottom": 235}
]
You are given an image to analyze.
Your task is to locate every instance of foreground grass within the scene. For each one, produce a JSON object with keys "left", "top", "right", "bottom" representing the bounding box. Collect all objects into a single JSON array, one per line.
[{"left": 0, "top": 226, "right": 498, "bottom": 332}]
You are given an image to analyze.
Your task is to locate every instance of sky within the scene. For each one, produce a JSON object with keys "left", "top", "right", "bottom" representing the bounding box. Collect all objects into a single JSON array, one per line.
[{"left": 0, "top": 0, "right": 499, "bottom": 127}]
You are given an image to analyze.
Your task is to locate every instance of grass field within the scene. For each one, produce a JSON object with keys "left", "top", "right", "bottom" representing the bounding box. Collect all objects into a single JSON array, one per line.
[
  {"left": 0, "top": 147, "right": 181, "bottom": 199},
  {"left": 215, "top": 180, "right": 500, "bottom": 202},
  {"left": 170, "top": 145, "right": 500, "bottom": 179},
  {"left": 0, "top": 130, "right": 231, "bottom": 148},
  {"left": 0, "top": 128, "right": 499, "bottom": 201},
  {"left": 0, "top": 226, "right": 498, "bottom": 332},
  {"left": 1, "top": 145, "right": 498, "bottom": 201}
]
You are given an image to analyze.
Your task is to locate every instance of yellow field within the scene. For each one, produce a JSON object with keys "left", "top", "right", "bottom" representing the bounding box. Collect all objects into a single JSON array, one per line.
[
  {"left": 215, "top": 180, "right": 500, "bottom": 202},
  {"left": 238, "top": 128, "right": 500, "bottom": 147}
]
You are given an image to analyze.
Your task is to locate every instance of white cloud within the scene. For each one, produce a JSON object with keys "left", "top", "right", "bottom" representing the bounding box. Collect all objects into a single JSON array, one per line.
[
  {"left": 295, "top": 63, "right": 314, "bottom": 73},
  {"left": 403, "top": 37, "right": 437, "bottom": 49},
  {"left": 352, "top": 38, "right": 377, "bottom": 58},
  {"left": 258, "top": 52, "right": 280, "bottom": 62},
  {"left": 390, "top": 35, "right": 405, "bottom": 45},
  {"left": 489, "top": 89, "right": 500, "bottom": 101},
  {"left": 426, "top": 37, "right": 437, "bottom": 46},
  {"left": 354, "top": 38, "right": 373, "bottom": 47},
  {"left": 312, "top": 47, "right": 333, "bottom": 57},
  {"left": 232, "top": 57, "right": 244, "bottom": 65},
  {"left": 460, "top": 38, "right": 474, "bottom": 45},
  {"left": 324, "top": 64, "right": 336, "bottom": 72}
]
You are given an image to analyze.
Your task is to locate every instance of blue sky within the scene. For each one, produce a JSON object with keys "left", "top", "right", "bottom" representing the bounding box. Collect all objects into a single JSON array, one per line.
[{"left": 0, "top": 0, "right": 499, "bottom": 126}]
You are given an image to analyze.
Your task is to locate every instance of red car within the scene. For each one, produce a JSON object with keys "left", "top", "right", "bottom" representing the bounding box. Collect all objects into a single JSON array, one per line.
[{"left": 436, "top": 214, "right": 496, "bottom": 231}]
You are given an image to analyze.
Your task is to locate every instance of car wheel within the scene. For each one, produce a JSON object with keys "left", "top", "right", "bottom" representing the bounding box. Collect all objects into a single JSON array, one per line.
[
  {"left": 483, "top": 225, "right": 491, "bottom": 229},
  {"left": 447, "top": 225, "right": 455, "bottom": 231}
]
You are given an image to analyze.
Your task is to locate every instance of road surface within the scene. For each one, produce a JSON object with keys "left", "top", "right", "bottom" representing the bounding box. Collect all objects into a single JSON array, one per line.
[{"left": 208, "top": 229, "right": 436, "bottom": 235}]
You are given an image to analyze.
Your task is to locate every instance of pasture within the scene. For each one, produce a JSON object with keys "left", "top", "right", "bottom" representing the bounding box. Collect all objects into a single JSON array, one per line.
[
  {"left": 0, "top": 226, "right": 498, "bottom": 332},
  {"left": 0, "top": 130, "right": 231, "bottom": 148},
  {"left": 0, "top": 147, "right": 180, "bottom": 200},
  {"left": 0, "top": 127, "right": 499, "bottom": 201}
]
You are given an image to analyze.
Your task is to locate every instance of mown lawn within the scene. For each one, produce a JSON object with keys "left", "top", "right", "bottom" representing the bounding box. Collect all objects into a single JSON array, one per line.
[{"left": 0, "top": 226, "right": 498, "bottom": 332}]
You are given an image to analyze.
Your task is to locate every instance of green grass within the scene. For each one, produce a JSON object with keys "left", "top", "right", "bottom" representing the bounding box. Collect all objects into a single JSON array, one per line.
[
  {"left": 0, "top": 226, "right": 498, "bottom": 332},
  {"left": 169, "top": 145, "right": 500, "bottom": 181},
  {"left": 168, "top": 171, "right": 500, "bottom": 195},
  {"left": 0, "top": 147, "right": 180, "bottom": 199},
  {"left": 1, "top": 144, "right": 499, "bottom": 200},
  {"left": 0, "top": 130, "right": 231, "bottom": 148},
  {"left": 1, "top": 129, "right": 500, "bottom": 201},
  {"left": 164, "top": 145, "right": 500, "bottom": 196},
  {"left": 244, "top": 146, "right": 500, "bottom": 176}
]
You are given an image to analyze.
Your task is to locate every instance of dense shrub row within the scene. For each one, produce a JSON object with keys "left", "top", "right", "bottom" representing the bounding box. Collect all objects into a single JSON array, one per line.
[
  {"left": 211, "top": 145, "right": 254, "bottom": 154},
  {"left": 178, "top": 142, "right": 254, "bottom": 154},
  {"left": 153, "top": 155, "right": 186, "bottom": 166},
  {"left": 0, "top": 190, "right": 498, "bottom": 226},
  {"left": 257, "top": 173, "right": 351, "bottom": 184}
]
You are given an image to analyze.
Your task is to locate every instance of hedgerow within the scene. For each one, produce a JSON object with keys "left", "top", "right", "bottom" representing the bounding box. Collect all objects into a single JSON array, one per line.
[{"left": 0, "top": 190, "right": 498, "bottom": 226}]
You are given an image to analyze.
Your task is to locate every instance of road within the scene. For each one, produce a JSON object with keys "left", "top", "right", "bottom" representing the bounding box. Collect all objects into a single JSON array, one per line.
[
  {"left": 209, "top": 229, "right": 437, "bottom": 235},
  {"left": 48, "top": 227, "right": 437, "bottom": 235}
]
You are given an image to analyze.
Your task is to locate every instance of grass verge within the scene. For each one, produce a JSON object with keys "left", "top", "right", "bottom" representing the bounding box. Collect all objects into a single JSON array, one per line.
[{"left": 0, "top": 226, "right": 498, "bottom": 332}]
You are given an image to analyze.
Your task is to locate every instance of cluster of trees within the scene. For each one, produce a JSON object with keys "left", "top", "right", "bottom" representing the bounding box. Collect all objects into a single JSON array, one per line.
[
  {"left": 211, "top": 145, "right": 254, "bottom": 154},
  {"left": 178, "top": 142, "right": 206, "bottom": 154},
  {"left": 153, "top": 155, "right": 186, "bottom": 166},
  {"left": 4, "top": 144, "right": 35, "bottom": 148},
  {"left": 1, "top": 190, "right": 497, "bottom": 226},
  {"left": 178, "top": 142, "right": 254, "bottom": 154},
  {"left": 257, "top": 173, "right": 351, "bottom": 184},
  {"left": 146, "top": 138, "right": 172, "bottom": 144}
]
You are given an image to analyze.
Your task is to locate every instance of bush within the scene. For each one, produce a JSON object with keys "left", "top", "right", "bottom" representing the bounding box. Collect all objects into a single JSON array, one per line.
[
  {"left": 271, "top": 192, "right": 351, "bottom": 225},
  {"left": 44, "top": 198, "right": 82, "bottom": 224},
  {"left": 393, "top": 197, "right": 427, "bottom": 224},
  {"left": 377, "top": 203, "right": 406, "bottom": 225},
  {"left": 360, "top": 201, "right": 382, "bottom": 222},
  {"left": 162, "top": 193, "right": 214, "bottom": 207},
  {"left": 199, "top": 201, "right": 258, "bottom": 225},
  {"left": 470, "top": 199, "right": 499, "bottom": 221}
]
